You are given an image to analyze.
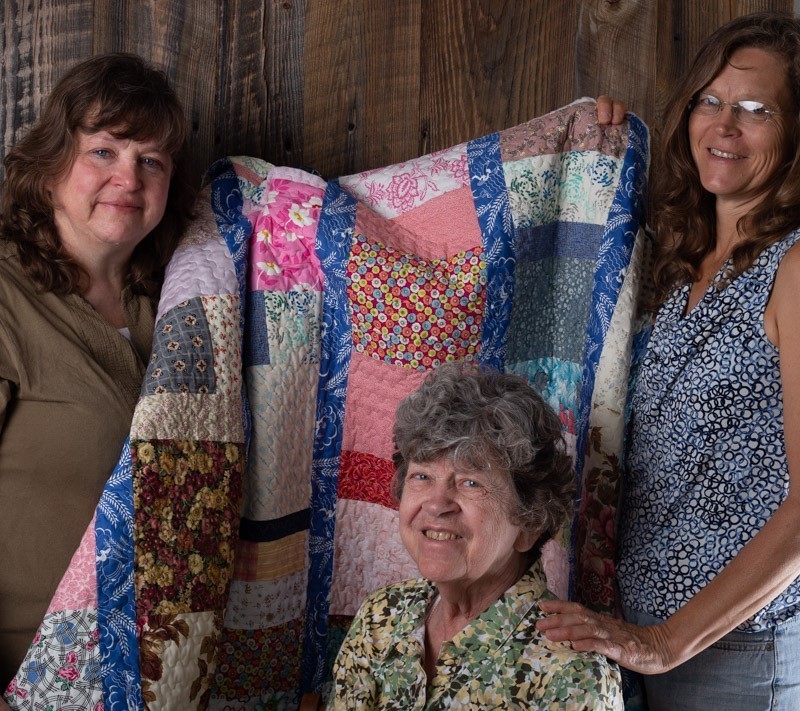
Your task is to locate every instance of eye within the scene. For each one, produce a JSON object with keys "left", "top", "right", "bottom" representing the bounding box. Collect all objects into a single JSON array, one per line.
[
  {"left": 91, "top": 148, "right": 112, "bottom": 158},
  {"left": 141, "top": 156, "right": 166, "bottom": 170},
  {"left": 738, "top": 100, "right": 769, "bottom": 116},
  {"left": 460, "top": 478, "right": 483, "bottom": 490},
  {"left": 696, "top": 94, "right": 721, "bottom": 108}
]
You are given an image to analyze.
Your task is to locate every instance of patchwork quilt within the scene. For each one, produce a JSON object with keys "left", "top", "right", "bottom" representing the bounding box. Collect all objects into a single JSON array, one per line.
[{"left": 4, "top": 100, "right": 648, "bottom": 710}]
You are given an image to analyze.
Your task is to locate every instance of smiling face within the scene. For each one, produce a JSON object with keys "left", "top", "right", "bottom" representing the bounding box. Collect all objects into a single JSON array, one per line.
[
  {"left": 49, "top": 129, "right": 173, "bottom": 262},
  {"left": 399, "top": 457, "right": 537, "bottom": 601},
  {"left": 689, "top": 47, "right": 794, "bottom": 215}
]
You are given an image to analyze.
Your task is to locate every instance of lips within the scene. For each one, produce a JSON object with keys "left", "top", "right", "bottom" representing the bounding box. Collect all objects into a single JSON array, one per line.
[
  {"left": 98, "top": 195, "right": 144, "bottom": 210},
  {"left": 103, "top": 202, "right": 142, "bottom": 210},
  {"left": 708, "top": 147, "right": 744, "bottom": 159},
  {"left": 424, "top": 530, "right": 461, "bottom": 541}
]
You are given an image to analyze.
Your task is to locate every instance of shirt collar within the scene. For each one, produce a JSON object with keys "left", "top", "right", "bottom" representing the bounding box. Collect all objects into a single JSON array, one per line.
[{"left": 447, "top": 558, "right": 549, "bottom": 652}]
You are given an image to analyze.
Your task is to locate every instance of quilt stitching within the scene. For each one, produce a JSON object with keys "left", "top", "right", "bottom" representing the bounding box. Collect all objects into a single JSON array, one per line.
[{"left": 301, "top": 179, "right": 357, "bottom": 692}]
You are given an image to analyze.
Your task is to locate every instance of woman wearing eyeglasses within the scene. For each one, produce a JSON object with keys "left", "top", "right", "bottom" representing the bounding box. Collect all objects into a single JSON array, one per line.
[{"left": 536, "top": 12, "right": 800, "bottom": 711}]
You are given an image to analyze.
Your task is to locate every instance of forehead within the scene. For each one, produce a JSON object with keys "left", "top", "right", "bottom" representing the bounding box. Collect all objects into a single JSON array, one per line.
[
  {"left": 77, "top": 128, "right": 168, "bottom": 151},
  {"left": 706, "top": 47, "right": 791, "bottom": 104},
  {"left": 80, "top": 100, "right": 180, "bottom": 152}
]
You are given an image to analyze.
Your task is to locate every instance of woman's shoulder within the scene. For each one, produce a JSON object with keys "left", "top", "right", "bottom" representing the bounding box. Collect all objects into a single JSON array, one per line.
[
  {"left": 351, "top": 578, "right": 433, "bottom": 638},
  {"left": 759, "top": 229, "right": 800, "bottom": 266},
  {"left": 0, "top": 238, "right": 19, "bottom": 265},
  {"left": 0, "top": 240, "right": 31, "bottom": 301},
  {"left": 0, "top": 240, "right": 48, "bottom": 312},
  {"left": 762, "top": 234, "right": 800, "bottom": 302},
  {"left": 360, "top": 577, "right": 431, "bottom": 610},
  {"left": 767, "top": 238, "right": 800, "bottom": 343}
]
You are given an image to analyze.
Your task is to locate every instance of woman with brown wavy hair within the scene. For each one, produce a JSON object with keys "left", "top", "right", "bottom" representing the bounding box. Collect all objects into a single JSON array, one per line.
[
  {"left": 0, "top": 53, "right": 194, "bottom": 688},
  {"left": 537, "top": 12, "right": 800, "bottom": 710}
]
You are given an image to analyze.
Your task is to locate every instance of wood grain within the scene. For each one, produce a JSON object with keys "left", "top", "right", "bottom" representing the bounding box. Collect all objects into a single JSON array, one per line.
[
  {"left": 420, "top": 0, "right": 580, "bottom": 157},
  {"left": 303, "top": 0, "right": 422, "bottom": 177},
  {"left": 0, "top": 0, "right": 796, "bottom": 184},
  {"left": 263, "top": 0, "right": 306, "bottom": 169},
  {"left": 575, "top": 0, "right": 659, "bottom": 128},
  {"left": 1, "top": 1, "right": 94, "bottom": 155},
  {"left": 93, "top": 0, "right": 222, "bottom": 178}
]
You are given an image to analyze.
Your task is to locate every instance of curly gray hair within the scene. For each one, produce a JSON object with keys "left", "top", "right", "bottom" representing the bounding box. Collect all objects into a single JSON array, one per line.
[{"left": 392, "top": 362, "right": 575, "bottom": 549}]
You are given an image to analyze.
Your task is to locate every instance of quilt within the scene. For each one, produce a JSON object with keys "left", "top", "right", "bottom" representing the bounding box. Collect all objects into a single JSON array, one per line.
[{"left": 4, "top": 100, "right": 648, "bottom": 710}]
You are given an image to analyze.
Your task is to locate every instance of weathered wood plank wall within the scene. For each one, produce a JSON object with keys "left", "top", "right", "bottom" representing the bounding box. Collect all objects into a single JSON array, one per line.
[{"left": 1, "top": 0, "right": 795, "bottom": 183}]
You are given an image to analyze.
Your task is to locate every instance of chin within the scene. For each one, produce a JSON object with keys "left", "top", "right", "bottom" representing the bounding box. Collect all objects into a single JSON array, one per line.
[{"left": 417, "top": 563, "right": 460, "bottom": 584}]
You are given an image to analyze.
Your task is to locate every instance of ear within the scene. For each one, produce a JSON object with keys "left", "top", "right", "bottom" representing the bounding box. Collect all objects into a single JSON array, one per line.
[{"left": 513, "top": 528, "right": 539, "bottom": 554}]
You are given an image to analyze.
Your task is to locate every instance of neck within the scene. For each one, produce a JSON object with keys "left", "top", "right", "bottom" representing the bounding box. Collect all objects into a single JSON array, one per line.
[
  {"left": 714, "top": 215, "right": 742, "bottom": 255},
  {"left": 61, "top": 239, "right": 133, "bottom": 327},
  {"left": 713, "top": 191, "right": 766, "bottom": 250},
  {"left": 435, "top": 554, "right": 528, "bottom": 627},
  {"left": 81, "top": 276, "right": 128, "bottom": 328}
]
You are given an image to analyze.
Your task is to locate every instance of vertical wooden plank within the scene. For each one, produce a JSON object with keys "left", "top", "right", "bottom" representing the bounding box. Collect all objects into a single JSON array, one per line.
[
  {"left": 303, "top": 0, "right": 422, "bottom": 177},
  {"left": 359, "top": 1, "right": 422, "bottom": 170},
  {"left": 1, "top": 0, "right": 94, "bottom": 181},
  {"left": 575, "top": 0, "right": 659, "bottom": 129},
  {"left": 169, "top": 3, "right": 223, "bottom": 178},
  {"left": 420, "top": 0, "right": 579, "bottom": 158},
  {"left": 732, "top": 0, "right": 794, "bottom": 14},
  {"left": 211, "top": 1, "right": 269, "bottom": 170},
  {"left": 263, "top": 0, "right": 306, "bottom": 168},
  {"left": 302, "top": 0, "right": 366, "bottom": 177}
]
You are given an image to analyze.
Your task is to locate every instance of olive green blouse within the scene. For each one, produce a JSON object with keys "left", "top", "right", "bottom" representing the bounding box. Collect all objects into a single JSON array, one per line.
[{"left": 0, "top": 240, "right": 153, "bottom": 684}]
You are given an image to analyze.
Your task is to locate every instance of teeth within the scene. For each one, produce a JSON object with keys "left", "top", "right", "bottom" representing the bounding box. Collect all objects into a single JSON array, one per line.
[
  {"left": 425, "top": 530, "right": 459, "bottom": 541},
  {"left": 710, "top": 148, "right": 742, "bottom": 159}
]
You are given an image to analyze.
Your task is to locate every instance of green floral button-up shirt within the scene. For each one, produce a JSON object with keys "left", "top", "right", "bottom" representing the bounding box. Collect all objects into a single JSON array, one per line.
[{"left": 330, "top": 560, "right": 623, "bottom": 709}]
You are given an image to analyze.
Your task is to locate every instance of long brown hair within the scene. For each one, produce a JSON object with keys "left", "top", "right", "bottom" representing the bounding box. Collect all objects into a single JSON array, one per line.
[
  {"left": 1, "top": 52, "right": 195, "bottom": 298},
  {"left": 651, "top": 12, "right": 800, "bottom": 304}
]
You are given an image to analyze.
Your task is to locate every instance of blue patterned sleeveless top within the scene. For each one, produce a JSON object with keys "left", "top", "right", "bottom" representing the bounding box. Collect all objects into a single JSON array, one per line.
[{"left": 618, "top": 230, "right": 800, "bottom": 631}]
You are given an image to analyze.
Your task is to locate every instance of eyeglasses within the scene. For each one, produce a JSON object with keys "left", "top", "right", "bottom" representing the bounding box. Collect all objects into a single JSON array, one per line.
[{"left": 690, "top": 92, "right": 782, "bottom": 124}]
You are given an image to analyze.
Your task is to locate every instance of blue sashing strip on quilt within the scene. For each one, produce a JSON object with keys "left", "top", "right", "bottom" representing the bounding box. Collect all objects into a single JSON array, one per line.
[
  {"left": 95, "top": 160, "right": 256, "bottom": 710},
  {"left": 467, "top": 132, "right": 516, "bottom": 370},
  {"left": 96, "top": 440, "right": 141, "bottom": 711},
  {"left": 301, "top": 179, "right": 358, "bottom": 692},
  {"left": 570, "top": 115, "right": 649, "bottom": 592}
]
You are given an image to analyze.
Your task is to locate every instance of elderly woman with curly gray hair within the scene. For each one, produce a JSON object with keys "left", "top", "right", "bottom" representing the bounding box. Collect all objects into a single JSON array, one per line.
[{"left": 329, "top": 362, "right": 622, "bottom": 709}]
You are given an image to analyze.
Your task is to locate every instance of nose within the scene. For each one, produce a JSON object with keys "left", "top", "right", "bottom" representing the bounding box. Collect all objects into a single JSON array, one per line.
[
  {"left": 422, "top": 480, "right": 459, "bottom": 515},
  {"left": 113, "top": 159, "right": 143, "bottom": 190},
  {"left": 713, "top": 104, "right": 742, "bottom": 135}
]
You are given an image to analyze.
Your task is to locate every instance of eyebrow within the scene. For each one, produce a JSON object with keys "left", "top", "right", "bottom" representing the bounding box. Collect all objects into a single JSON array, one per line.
[{"left": 81, "top": 130, "right": 170, "bottom": 152}]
